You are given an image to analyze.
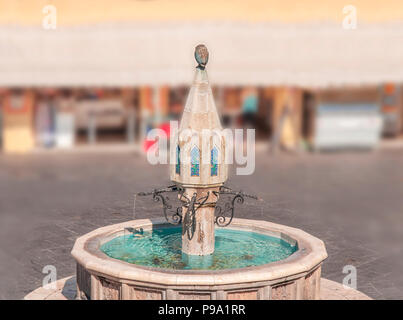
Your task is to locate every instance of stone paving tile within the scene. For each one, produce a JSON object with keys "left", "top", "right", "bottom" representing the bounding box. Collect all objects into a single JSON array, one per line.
[{"left": 0, "top": 150, "right": 402, "bottom": 299}]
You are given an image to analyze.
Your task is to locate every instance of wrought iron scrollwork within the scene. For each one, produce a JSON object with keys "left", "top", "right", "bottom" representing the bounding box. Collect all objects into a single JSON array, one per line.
[
  {"left": 138, "top": 185, "right": 183, "bottom": 225},
  {"left": 213, "top": 186, "right": 258, "bottom": 227},
  {"left": 137, "top": 184, "right": 258, "bottom": 232}
]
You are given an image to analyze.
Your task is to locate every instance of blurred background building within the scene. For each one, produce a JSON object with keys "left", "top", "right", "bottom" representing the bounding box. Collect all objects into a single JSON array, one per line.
[{"left": 0, "top": 0, "right": 402, "bottom": 153}]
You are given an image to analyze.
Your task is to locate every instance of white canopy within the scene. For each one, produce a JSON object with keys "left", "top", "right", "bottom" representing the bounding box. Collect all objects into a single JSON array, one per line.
[{"left": 1, "top": 22, "right": 403, "bottom": 87}]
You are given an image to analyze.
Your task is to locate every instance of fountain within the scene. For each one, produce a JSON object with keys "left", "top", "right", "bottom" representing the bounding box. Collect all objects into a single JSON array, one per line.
[{"left": 71, "top": 45, "right": 328, "bottom": 300}]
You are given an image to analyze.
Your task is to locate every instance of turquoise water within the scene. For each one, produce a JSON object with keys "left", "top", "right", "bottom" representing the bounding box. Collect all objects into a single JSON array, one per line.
[{"left": 100, "top": 227, "right": 297, "bottom": 270}]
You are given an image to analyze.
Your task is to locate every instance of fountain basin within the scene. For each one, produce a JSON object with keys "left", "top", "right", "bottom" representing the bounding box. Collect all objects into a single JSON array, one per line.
[
  {"left": 71, "top": 218, "right": 327, "bottom": 300},
  {"left": 100, "top": 226, "right": 298, "bottom": 270}
]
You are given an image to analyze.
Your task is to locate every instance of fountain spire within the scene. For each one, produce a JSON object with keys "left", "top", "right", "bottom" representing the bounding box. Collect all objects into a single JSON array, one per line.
[{"left": 139, "top": 46, "right": 255, "bottom": 257}]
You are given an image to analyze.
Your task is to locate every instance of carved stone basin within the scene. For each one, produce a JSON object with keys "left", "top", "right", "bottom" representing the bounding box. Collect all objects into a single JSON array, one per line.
[{"left": 71, "top": 217, "right": 327, "bottom": 300}]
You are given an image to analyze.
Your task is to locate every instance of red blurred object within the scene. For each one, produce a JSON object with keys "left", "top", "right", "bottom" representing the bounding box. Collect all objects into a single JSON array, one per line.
[
  {"left": 143, "top": 139, "right": 156, "bottom": 152},
  {"left": 159, "top": 122, "right": 171, "bottom": 138},
  {"left": 143, "top": 122, "right": 171, "bottom": 152}
]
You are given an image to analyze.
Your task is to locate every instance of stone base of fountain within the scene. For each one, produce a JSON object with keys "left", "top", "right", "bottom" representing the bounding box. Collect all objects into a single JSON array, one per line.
[
  {"left": 24, "top": 276, "right": 372, "bottom": 300},
  {"left": 71, "top": 218, "right": 328, "bottom": 300}
]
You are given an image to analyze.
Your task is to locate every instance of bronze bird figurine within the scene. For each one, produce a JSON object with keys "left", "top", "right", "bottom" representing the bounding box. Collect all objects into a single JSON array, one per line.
[{"left": 194, "top": 44, "right": 209, "bottom": 70}]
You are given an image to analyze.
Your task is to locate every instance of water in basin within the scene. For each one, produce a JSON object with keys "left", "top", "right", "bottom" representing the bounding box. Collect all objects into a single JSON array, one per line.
[{"left": 100, "top": 227, "right": 297, "bottom": 270}]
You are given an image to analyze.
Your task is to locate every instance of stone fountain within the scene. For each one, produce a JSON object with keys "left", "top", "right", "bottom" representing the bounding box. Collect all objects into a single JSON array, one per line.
[{"left": 71, "top": 45, "right": 328, "bottom": 300}]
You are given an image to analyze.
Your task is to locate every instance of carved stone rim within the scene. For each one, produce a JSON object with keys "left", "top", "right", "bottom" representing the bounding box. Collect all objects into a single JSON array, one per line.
[{"left": 71, "top": 218, "right": 328, "bottom": 286}]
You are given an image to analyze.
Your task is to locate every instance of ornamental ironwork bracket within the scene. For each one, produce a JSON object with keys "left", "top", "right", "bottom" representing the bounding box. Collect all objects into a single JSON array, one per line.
[
  {"left": 137, "top": 185, "right": 184, "bottom": 226},
  {"left": 137, "top": 184, "right": 258, "bottom": 240},
  {"left": 212, "top": 186, "right": 258, "bottom": 227}
]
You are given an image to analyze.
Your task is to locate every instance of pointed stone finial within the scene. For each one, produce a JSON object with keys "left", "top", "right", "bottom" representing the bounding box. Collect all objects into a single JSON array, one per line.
[
  {"left": 170, "top": 45, "right": 228, "bottom": 188},
  {"left": 194, "top": 44, "right": 209, "bottom": 70}
]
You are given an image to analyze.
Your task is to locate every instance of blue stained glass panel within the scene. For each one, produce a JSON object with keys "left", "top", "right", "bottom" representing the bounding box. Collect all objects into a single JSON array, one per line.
[
  {"left": 211, "top": 147, "right": 218, "bottom": 176},
  {"left": 175, "top": 145, "right": 180, "bottom": 174},
  {"left": 190, "top": 146, "right": 200, "bottom": 176}
]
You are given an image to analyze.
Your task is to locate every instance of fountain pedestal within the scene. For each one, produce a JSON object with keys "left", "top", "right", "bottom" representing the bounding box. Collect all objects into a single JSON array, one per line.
[{"left": 181, "top": 187, "right": 218, "bottom": 256}]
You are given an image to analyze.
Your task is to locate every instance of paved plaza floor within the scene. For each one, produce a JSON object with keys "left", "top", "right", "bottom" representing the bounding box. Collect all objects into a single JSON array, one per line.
[{"left": 0, "top": 148, "right": 402, "bottom": 299}]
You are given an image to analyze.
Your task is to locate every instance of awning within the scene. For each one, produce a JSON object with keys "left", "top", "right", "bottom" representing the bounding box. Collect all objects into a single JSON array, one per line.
[{"left": 1, "top": 22, "right": 403, "bottom": 87}]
